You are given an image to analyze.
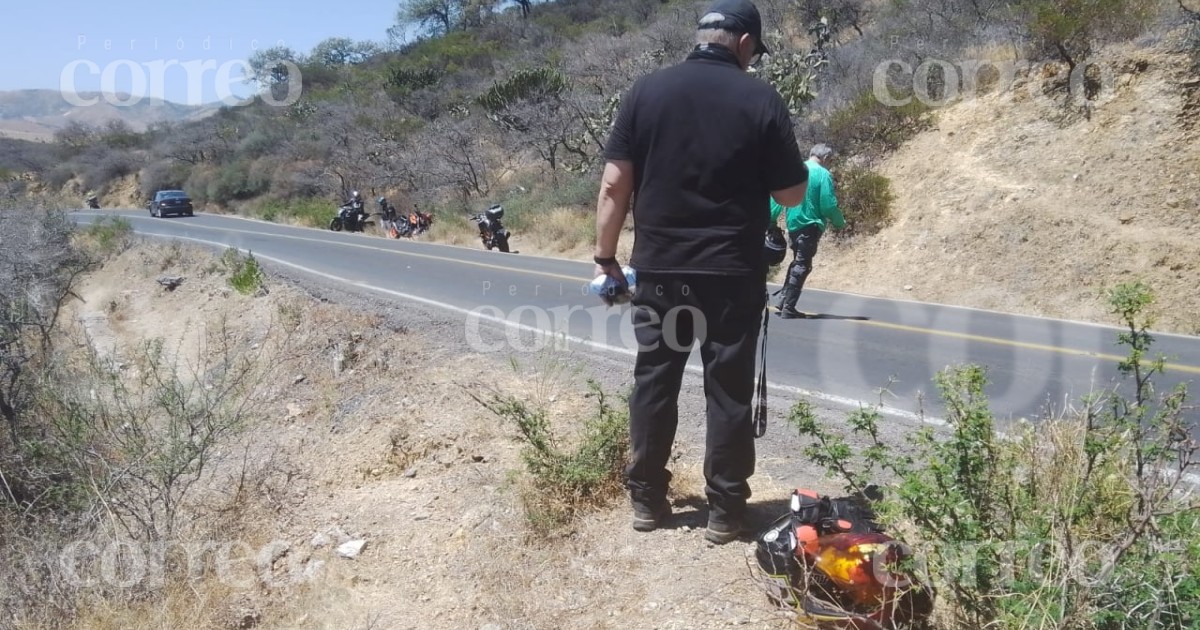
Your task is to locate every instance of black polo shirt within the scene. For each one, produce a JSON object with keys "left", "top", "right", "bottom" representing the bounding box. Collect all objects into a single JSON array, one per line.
[{"left": 604, "top": 45, "right": 808, "bottom": 276}]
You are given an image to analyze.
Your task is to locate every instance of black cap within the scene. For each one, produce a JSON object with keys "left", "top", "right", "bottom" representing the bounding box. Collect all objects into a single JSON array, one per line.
[{"left": 697, "top": 0, "right": 769, "bottom": 56}]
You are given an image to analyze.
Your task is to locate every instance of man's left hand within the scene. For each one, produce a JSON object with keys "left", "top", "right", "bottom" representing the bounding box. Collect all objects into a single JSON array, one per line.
[{"left": 594, "top": 262, "right": 628, "bottom": 306}]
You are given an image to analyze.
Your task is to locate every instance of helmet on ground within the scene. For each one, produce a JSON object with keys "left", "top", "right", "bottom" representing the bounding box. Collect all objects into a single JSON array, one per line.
[{"left": 751, "top": 489, "right": 934, "bottom": 629}]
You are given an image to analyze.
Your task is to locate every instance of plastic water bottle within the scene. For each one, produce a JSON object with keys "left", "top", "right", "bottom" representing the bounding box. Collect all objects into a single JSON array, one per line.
[{"left": 588, "top": 266, "right": 637, "bottom": 304}]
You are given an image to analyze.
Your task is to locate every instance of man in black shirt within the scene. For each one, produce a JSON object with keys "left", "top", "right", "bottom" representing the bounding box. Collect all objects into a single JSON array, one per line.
[{"left": 592, "top": 0, "right": 808, "bottom": 545}]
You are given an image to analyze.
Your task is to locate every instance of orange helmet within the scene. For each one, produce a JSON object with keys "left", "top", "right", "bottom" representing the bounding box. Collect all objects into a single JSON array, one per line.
[{"left": 752, "top": 489, "right": 934, "bottom": 629}]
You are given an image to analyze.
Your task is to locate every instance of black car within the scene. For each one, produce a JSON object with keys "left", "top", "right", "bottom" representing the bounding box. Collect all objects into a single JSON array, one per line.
[{"left": 148, "top": 190, "right": 194, "bottom": 218}]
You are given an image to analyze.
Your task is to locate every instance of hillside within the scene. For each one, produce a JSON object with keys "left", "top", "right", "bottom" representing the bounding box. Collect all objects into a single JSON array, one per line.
[
  {"left": 0, "top": 89, "right": 221, "bottom": 141},
  {"left": 802, "top": 41, "right": 1200, "bottom": 334}
]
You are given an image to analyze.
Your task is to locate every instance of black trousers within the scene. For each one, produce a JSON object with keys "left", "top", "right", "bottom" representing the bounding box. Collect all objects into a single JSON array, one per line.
[
  {"left": 778, "top": 225, "right": 823, "bottom": 311},
  {"left": 626, "top": 271, "right": 766, "bottom": 523}
]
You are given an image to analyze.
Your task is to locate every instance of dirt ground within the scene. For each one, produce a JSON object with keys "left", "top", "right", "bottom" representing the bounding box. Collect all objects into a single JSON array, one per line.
[{"left": 62, "top": 241, "right": 912, "bottom": 630}]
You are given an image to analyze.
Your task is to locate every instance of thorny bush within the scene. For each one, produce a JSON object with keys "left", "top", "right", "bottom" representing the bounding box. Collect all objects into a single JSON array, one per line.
[{"left": 788, "top": 281, "right": 1198, "bottom": 629}]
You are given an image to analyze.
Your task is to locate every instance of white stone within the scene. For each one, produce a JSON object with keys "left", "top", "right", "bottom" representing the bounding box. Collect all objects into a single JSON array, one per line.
[{"left": 337, "top": 540, "right": 367, "bottom": 559}]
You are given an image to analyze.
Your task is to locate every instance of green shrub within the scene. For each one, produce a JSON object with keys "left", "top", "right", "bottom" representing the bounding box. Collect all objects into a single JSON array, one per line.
[
  {"left": 236, "top": 130, "right": 277, "bottom": 158},
  {"left": 248, "top": 197, "right": 330, "bottom": 228},
  {"left": 472, "top": 379, "right": 630, "bottom": 536},
  {"left": 831, "top": 164, "right": 896, "bottom": 237},
  {"left": 384, "top": 63, "right": 443, "bottom": 97},
  {"left": 476, "top": 67, "right": 569, "bottom": 114},
  {"left": 401, "top": 30, "right": 507, "bottom": 74},
  {"left": 758, "top": 49, "right": 821, "bottom": 116},
  {"left": 826, "top": 88, "right": 933, "bottom": 161},
  {"left": 28, "top": 327, "right": 269, "bottom": 539},
  {"left": 1020, "top": 0, "right": 1159, "bottom": 73},
  {"left": 286, "top": 198, "right": 329, "bottom": 227},
  {"left": 529, "top": 12, "right": 588, "bottom": 42},
  {"left": 786, "top": 281, "right": 1197, "bottom": 628},
  {"left": 79, "top": 146, "right": 136, "bottom": 192},
  {"left": 138, "top": 161, "right": 191, "bottom": 198},
  {"left": 207, "top": 161, "right": 269, "bottom": 205},
  {"left": 185, "top": 167, "right": 215, "bottom": 206},
  {"left": 80, "top": 215, "right": 134, "bottom": 256},
  {"left": 221, "top": 248, "right": 267, "bottom": 296},
  {"left": 545, "top": 173, "right": 597, "bottom": 208}
]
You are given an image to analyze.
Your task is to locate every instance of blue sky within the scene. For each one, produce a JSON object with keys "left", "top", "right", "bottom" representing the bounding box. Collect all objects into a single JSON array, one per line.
[{"left": 0, "top": 0, "right": 407, "bottom": 105}]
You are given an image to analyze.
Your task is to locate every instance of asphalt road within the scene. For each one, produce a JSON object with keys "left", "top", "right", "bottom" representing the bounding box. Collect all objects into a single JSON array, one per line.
[{"left": 70, "top": 210, "right": 1200, "bottom": 426}]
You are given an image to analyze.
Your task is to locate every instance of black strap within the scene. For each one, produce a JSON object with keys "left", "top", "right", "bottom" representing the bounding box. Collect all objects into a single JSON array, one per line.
[{"left": 753, "top": 291, "right": 770, "bottom": 438}]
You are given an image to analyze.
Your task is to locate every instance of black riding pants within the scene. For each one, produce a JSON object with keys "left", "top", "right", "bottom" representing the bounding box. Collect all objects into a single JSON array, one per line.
[
  {"left": 626, "top": 271, "right": 766, "bottom": 523},
  {"left": 780, "top": 225, "right": 823, "bottom": 309}
]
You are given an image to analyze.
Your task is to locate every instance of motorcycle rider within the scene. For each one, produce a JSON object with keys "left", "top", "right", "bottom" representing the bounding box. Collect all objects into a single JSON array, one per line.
[
  {"left": 340, "top": 190, "right": 366, "bottom": 228},
  {"left": 377, "top": 196, "right": 396, "bottom": 223}
]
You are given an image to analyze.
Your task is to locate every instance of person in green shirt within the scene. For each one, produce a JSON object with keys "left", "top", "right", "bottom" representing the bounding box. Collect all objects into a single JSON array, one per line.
[{"left": 769, "top": 143, "right": 846, "bottom": 318}]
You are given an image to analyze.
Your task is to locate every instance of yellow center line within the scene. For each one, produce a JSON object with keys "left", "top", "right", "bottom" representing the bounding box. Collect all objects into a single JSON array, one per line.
[
  {"left": 855, "top": 319, "right": 1200, "bottom": 375},
  {"left": 128, "top": 216, "right": 1200, "bottom": 375},
  {"left": 162, "top": 220, "right": 588, "bottom": 283}
]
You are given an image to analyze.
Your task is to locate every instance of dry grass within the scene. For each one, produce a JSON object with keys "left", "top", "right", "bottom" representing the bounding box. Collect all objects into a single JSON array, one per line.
[
  {"left": 958, "top": 41, "right": 1027, "bottom": 95},
  {"left": 522, "top": 207, "right": 595, "bottom": 253},
  {"left": 423, "top": 215, "right": 471, "bottom": 247},
  {"left": 66, "top": 578, "right": 258, "bottom": 630}
]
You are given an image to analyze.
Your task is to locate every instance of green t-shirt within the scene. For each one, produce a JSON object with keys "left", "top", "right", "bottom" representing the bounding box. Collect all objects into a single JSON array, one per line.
[{"left": 770, "top": 159, "right": 846, "bottom": 233}]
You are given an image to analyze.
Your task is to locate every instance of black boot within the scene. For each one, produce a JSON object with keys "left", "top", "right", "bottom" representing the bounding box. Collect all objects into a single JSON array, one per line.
[
  {"left": 776, "top": 267, "right": 804, "bottom": 319},
  {"left": 777, "top": 232, "right": 819, "bottom": 318},
  {"left": 777, "top": 288, "right": 804, "bottom": 318}
]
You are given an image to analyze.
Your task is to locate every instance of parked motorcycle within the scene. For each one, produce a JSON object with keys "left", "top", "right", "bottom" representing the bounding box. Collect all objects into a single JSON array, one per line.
[
  {"left": 387, "top": 215, "right": 412, "bottom": 239},
  {"left": 406, "top": 206, "right": 433, "bottom": 237},
  {"left": 329, "top": 198, "right": 370, "bottom": 232},
  {"left": 85, "top": 194, "right": 99, "bottom": 209},
  {"left": 378, "top": 197, "right": 408, "bottom": 239},
  {"left": 470, "top": 204, "right": 511, "bottom": 253}
]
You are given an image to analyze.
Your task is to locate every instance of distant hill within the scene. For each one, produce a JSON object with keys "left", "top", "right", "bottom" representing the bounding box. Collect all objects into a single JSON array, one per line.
[{"left": 0, "top": 89, "right": 224, "bottom": 141}]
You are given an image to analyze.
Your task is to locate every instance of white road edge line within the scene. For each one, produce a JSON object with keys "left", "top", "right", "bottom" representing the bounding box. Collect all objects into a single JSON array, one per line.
[
  {"left": 74, "top": 211, "right": 1200, "bottom": 342},
  {"left": 142, "top": 231, "right": 944, "bottom": 426}
]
